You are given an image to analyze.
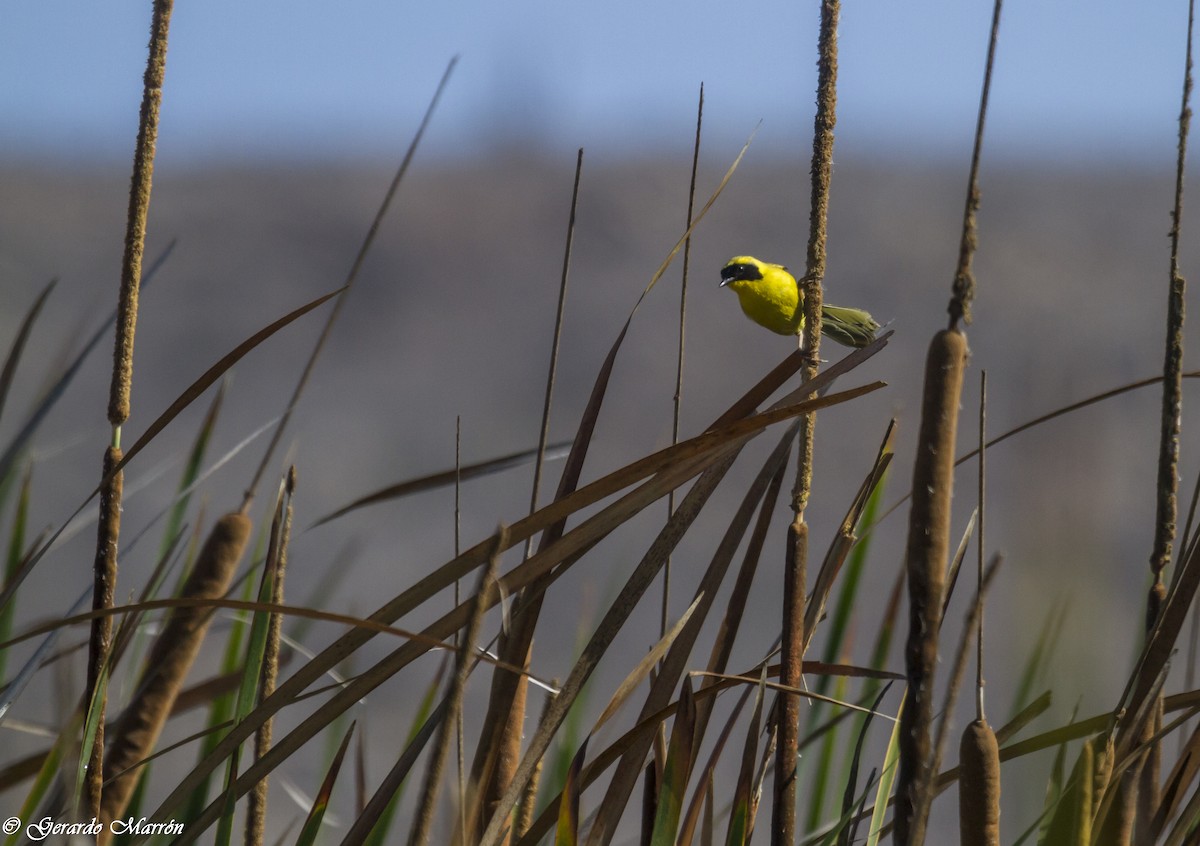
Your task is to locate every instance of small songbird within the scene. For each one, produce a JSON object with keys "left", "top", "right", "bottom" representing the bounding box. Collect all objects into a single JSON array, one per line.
[{"left": 719, "top": 255, "right": 880, "bottom": 349}]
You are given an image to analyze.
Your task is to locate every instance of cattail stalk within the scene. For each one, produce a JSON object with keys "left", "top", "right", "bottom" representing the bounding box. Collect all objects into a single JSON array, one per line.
[
  {"left": 84, "top": 446, "right": 122, "bottom": 819},
  {"left": 90, "top": 0, "right": 174, "bottom": 823},
  {"left": 246, "top": 469, "right": 296, "bottom": 846},
  {"left": 1137, "top": 3, "right": 1194, "bottom": 840},
  {"left": 99, "top": 512, "right": 250, "bottom": 840},
  {"left": 895, "top": 328, "right": 968, "bottom": 845},
  {"left": 514, "top": 687, "right": 558, "bottom": 840},
  {"left": 776, "top": 2, "right": 839, "bottom": 842}
]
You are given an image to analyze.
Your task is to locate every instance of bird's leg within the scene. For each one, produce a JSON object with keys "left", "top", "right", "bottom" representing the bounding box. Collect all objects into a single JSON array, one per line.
[{"left": 797, "top": 335, "right": 824, "bottom": 370}]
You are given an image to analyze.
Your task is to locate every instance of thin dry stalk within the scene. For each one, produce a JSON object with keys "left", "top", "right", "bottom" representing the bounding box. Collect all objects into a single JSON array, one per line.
[
  {"left": 476, "top": 151, "right": 583, "bottom": 835},
  {"left": 947, "top": 0, "right": 1003, "bottom": 330},
  {"left": 85, "top": 446, "right": 122, "bottom": 818},
  {"left": 455, "top": 418, "right": 467, "bottom": 840},
  {"left": 977, "top": 371, "right": 987, "bottom": 721},
  {"left": 664, "top": 83, "right": 705, "bottom": 641},
  {"left": 933, "top": 555, "right": 1001, "bottom": 768},
  {"left": 241, "top": 58, "right": 456, "bottom": 510},
  {"left": 246, "top": 469, "right": 296, "bottom": 846},
  {"left": 408, "top": 527, "right": 504, "bottom": 846},
  {"left": 956, "top": 373, "right": 1000, "bottom": 845},
  {"left": 525, "top": 149, "right": 582, "bottom": 562},
  {"left": 777, "top": 1, "right": 839, "bottom": 841},
  {"left": 99, "top": 512, "right": 250, "bottom": 839}
]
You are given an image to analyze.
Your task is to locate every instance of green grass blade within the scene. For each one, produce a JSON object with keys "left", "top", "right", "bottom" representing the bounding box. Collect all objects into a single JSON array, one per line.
[
  {"left": 649, "top": 678, "right": 696, "bottom": 846},
  {"left": 359, "top": 664, "right": 446, "bottom": 846},
  {"left": 724, "top": 670, "right": 765, "bottom": 846},
  {"left": 158, "top": 381, "right": 225, "bottom": 563},
  {"left": 340, "top": 698, "right": 446, "bottom": 846},
  {"left": 0, "top": 466, "right": 32, "bottom": 683},
  {"left": 294, "top": 722, "right": 355, "bottom": 846},
  {"left": 864, "top": 697, "right": 903, "bottom": 846},
  {"left": 0, "top": 278, "right": 56, "bottom": 428},
  {"left": 554, "top": 738, "right": 587, "bottom": 846},
  {"left": 4, "top": 710, "right": 80, "bottom": 846},
  {"left": 0, "top": 587, "right": 89, "bottom": 726},
  {"left": 0, "top": 241, "right": 173, "bottom": 489},
  {"left": 75, "top": 663, "right": 110, "bottom": 817}
]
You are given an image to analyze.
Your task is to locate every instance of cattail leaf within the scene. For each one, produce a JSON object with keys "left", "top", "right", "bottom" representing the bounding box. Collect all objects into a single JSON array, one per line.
[
  {"left": 677, "top": 686, "right": 753, "bottom": 846},
  {"left": 591, "top": 425, "right": 797, "bottom": 841},
  {"left": 0, "top": 241, "right": 174, "bottom": 490},
  {"left": 356, "top": 672, "right": 440, "bottom": 846},
  {"left": 648, "top": 678, "right": 696, "bottom": 846},
  {"left": 865, "top": 698, "right": 903, "bottom": 846},
  {"left": 837, "top": 684, "right": 893, "bottom": 846},
  {"left": 0, "top": 466, "right": 33, "bottom": 683},
  {"left": 158, "top": 380, "right": 225, "bottom": 563},
  {"left": 0, "top": 587, "right": 90, "bottom": 727},
  {"left": 340, "top": 698, "right": 448, "bottom": 846},
  {"left": 725, "top": 670, "right": 766, "bottom": 846},
  {"left": 698, "top": 433, "right": 791, "bottom": 712},
  {"left": 805, "top": 421, "right": 895, "bottom": 651},
  {"left": 4, "top": 709, "right": 81, "bottom": 846},
  {"left": 811, "top": 459, "right": 895, "bottom": 831},
  {"left": 592, "top": 594, "right": 702, "bottom": 734},
  {"left": 0, "top": 278, "right": 55, "bottom": 429},
  {"left": 1150, "top": 723, "right": 1200, "bottom": 838},
  {"left": 142, "top": 358, "right": 885, "bottom": 844},
  {"left": 107, "top": 286, "right": 343, "bottom": 483},
  {"left": 1041, "top": 738, "right": 1091, "bottom": 846},
  {"left": 996, "top": 690, "right": 1053, "bottom": 746},
  {"left": 294, "top": 722, "right": 356, "bottom": 846},
  {"left": 516, "top": 660, "right": 898, "bottom": 846},
  {"left": 555, "top": 737, "right": 587, "bottom": 846},
  {"left": 310, "top": 442, "right": 571, "bottom": 528}
]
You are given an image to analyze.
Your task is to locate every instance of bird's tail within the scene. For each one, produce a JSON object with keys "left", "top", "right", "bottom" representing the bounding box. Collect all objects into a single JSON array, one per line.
[{"left": 820, "top": 305, "right": 881, "bottom": 349}]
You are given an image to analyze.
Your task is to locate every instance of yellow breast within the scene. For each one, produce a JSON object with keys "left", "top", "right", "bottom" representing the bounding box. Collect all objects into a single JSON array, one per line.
[{"left": 728, "top": 269, "right": 803, "bottom": 336}]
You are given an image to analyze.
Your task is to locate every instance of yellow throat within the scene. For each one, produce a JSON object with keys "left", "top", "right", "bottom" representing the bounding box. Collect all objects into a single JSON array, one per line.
[{"left": 719, "top": 256, "right": 804, "bottom": 336}]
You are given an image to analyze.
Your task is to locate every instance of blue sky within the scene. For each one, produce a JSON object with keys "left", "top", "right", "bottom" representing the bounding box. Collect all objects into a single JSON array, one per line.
[{"left": 0, "top": 2, "right": 1192, "bottom": 163}]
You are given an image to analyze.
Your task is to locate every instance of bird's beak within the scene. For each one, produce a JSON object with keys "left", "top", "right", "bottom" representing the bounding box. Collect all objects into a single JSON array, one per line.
[{"left": 718, "top": 276, "right": 731, "bottom": 288}]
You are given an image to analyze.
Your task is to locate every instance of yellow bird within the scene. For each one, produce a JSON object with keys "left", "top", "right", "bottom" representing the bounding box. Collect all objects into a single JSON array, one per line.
[{"left": 719, "top": 256, "right": 880, "bottom": 349}]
